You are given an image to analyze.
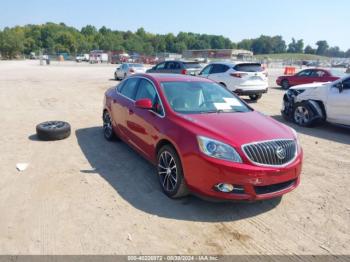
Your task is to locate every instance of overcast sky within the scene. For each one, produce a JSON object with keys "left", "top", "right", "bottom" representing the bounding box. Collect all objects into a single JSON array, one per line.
[{"left": 1, "top": 0, "right": 348, "bottom": 50}]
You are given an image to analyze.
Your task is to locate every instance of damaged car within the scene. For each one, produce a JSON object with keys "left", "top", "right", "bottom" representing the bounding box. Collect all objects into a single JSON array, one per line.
[{"left": 281, "top": 76, "right": 350, "bottom": 127}]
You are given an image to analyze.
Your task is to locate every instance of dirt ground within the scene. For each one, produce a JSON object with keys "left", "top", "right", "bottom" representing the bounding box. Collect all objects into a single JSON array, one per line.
[{"left": 0, "top": 60, "right": 349, "bottom": 255}]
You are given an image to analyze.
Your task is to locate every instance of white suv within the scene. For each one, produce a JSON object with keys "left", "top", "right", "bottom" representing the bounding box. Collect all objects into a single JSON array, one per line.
[
  {"left": 199, "top": 62, "right": 268, "bottom": 101},
  {"left": 281, "top": 76, "right": 350, "bottom": 127}
]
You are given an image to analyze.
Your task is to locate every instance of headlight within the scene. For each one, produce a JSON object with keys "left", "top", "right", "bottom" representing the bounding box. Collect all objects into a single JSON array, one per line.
[
  {"left": 197, "top": 136, "right": 242, "bottom": 163},
  {"left": 290, "top": 128, "right": 301, "bottom": 152}
]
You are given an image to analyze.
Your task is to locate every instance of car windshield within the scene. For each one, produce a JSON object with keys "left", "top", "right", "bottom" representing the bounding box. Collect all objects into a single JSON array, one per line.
[
  {"left": 161, "top": 81, "right": 251, "bottom": 114},
  {"left": 184, "top": 62, "right": 202, "bottom": 69},
  {"left": 130, "top": 64, "right": 143, "bottom": 67}
]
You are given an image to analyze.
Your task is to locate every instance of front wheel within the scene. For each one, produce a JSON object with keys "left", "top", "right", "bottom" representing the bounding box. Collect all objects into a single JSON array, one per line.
[
  {"left": 293, "top": 102, "right": 318, "bottom": 127},
  {"left": 249, "top": 94, "right": 262, "bottom": 101},
  {"left": 103, "top": 111, "right": 117, "bottom": 140},
  {"left": 157, "top": 145, "right": 189, "bottom": 199}
]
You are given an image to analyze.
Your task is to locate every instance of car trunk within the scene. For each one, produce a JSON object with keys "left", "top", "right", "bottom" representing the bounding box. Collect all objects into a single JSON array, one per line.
[{"left": 232, "top": 63, "right": 267, "bottom": 88}]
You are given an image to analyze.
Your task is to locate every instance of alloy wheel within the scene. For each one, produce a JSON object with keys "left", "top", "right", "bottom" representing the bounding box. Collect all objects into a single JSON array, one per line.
[
  {"left": 103, "top": 112, "right": 113, "bottom": 138},
  {"left": 158, "top": 151, "right": 178, "bottom": 192},
  {"left": 294, "top": 106, "right": 310, "bottom": 125}
]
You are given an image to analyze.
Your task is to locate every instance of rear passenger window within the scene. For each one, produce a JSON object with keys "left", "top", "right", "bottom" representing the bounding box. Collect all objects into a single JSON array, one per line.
[
  {"left": 120, "top": 78, "right": 139, "bottom": 100},
  {"left": 210, "top": 64, "right": 229, "bottom": 74}
]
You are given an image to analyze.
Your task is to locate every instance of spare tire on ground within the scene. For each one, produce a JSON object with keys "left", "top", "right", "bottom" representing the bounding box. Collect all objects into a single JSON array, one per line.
[{"left": 36, "top": 121, "right": 71, "bottom": 141}]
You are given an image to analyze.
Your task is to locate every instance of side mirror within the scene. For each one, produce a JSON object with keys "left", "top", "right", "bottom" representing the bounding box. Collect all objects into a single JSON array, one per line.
[{"left": 135, "top": 98, "right": 153, "bottom": 110}]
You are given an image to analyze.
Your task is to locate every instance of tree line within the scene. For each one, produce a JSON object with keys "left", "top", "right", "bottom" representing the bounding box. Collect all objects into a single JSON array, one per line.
[{"left": 0, "top": 22, "right": 349, "bottom": 59}]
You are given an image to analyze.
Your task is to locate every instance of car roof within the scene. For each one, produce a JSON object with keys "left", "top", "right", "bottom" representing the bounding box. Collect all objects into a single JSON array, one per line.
[
  {"left": 209, "top": 61, "right": 261, "bottom": 67},
  {"left": 131, "top": 73, "right": 213, "bottom": 83}
]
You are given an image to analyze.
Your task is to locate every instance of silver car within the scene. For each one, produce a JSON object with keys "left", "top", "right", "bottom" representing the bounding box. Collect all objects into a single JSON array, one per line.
[{"left": 114, "top": 63, "right": 147, "bottom": 80}]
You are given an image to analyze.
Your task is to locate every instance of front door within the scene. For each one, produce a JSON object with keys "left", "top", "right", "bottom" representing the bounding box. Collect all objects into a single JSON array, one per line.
[
  {"left": 326, "top": 78, "right": 350, "bottom": 125},
  {"left": 126, "top": 78, "right": 164, "bottom": 158}
]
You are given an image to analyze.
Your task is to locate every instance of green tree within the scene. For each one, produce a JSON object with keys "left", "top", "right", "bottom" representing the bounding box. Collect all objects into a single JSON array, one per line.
[
  {"left": 304, "top": 45, "right": 315, "bottom": 54},
  {"left": 316, "top": 40, "right": 329, "bottom": 55}
]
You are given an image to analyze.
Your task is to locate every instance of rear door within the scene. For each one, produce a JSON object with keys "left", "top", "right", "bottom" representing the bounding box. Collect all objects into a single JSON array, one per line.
[
  {"left": 326, "top": 78, "right": 350, "bottom": 125},
  {"left": 111, "top": 77, "right": 140, "bottom": 139}
]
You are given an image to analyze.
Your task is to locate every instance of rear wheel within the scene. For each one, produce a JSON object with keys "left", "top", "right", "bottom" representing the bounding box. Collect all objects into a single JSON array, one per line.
[
  {"left": 157, "top": 145, "right": 189, "bottom": 199},
  {"left": 281, "top": 79, "right": 290, "bottom": 89},
  {"left": 249, "top": 94, "right": 262, "bottom": 101}
]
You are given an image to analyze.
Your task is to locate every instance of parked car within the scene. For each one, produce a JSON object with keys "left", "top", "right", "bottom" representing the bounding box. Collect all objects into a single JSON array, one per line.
[
  {"left": 276, "top": 68, "right": 341, "bottom": 89},
  {"left": 146, "top": 60, "right": 202, "bottom": 76},
  {"left": 75, "top": 54, "right": 89, "bottom": 62},
  {"left": 102, "top": 74, "right": 302, "bottom": 201},
  {"left": 114, "top": 63, "right": 147, "bottom": 80},
  {"left": 198, "top": 62, "right": 268, "bottom": 101},
  {"left": 281, "top": 76, "right": 350, "bottom": 127}
]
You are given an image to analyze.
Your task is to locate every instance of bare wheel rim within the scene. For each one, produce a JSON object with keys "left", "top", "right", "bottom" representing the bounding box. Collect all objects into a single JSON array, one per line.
[
  {"left": 158, "top": 151, "right": 178, "bottom": 192},
  {"left": 103, "top": 113, "right": 113, "bottom": 138},
  {"left": 294, "top": 106, "right": 310, "bottom": 124},
  {"left": 41, "top": 121, "right": 65, "bottom": 129}
]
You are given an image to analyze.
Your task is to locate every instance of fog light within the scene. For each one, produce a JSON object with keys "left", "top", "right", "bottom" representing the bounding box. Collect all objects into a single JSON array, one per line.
[{"left": 215, "top": 183, "right": 234, "bottom": 193}]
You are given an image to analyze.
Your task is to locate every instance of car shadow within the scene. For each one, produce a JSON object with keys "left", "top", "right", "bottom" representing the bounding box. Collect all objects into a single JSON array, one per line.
[
  {"left": 271, "top": 115, "right": 350, "bottom": 145},
  {"left": 76, "top": 126, "right": 282, "bottom": 222}
]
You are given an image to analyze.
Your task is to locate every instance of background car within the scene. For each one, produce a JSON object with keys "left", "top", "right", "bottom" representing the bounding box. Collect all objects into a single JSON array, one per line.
[
  {"left": 199, "top": 62, "right": 268, "bottom": 101},
  {"left": 146, "top": 60, "right": 202, "bottom": 75},
  {"left": 276, "top": 68, "right": 341, "bottom": 89},
  {"left": 114, "top": 63, "right": 147, "bottom": 80},
  {"left": 281, "top": 76, "right": 350, "bottom": 127},
  {"left": 103, "top": 74, "right": 302, "bottom": 201}
]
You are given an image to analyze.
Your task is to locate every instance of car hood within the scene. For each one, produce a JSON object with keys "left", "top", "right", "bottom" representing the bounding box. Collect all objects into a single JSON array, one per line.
[
  {"left": 177, "top": 111, "right": 294, "bottom": 147},
  {"left": 290, "top": 82, "right": 330, "bottom": 90}
]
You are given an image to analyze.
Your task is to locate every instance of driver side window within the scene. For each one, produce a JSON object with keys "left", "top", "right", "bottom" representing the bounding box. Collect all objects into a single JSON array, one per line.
[
  {"left": 297, "top": 70, "right": 311, "bottom": 77},
  {"left": 155, "top": 62, "right": 166, "bottom": 70},
  {"left": 200, "top": 65, "right": 212, "bottom": 75}
]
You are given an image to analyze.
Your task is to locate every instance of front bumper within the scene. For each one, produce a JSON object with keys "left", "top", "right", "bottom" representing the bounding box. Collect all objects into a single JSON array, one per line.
[{"left": 183, "top": 151, "right": 302, "bottom": 201}]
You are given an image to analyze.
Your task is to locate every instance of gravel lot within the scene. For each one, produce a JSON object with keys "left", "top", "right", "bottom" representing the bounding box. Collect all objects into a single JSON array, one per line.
[{"left": 0, "top": 60, "right": 349, "bottom": 255}]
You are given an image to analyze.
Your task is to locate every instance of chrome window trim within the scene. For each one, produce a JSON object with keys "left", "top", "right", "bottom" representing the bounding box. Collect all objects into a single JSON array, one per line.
[
  {"left": 116, "top": 76, "right": 166, "bottom": 118},
  {"left": 241, "top": 139, "right": 298, "bottom": 168}
]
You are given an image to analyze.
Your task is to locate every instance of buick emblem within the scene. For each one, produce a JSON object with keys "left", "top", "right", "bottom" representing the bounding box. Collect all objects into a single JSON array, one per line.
[{"left": 275, "top": 146, "right": 286, "bottom": 160}]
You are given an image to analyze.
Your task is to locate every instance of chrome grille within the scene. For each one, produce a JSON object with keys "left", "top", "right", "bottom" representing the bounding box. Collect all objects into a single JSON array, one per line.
[{"left": 242, "top": 139, "right": 297, "bottom": 166}]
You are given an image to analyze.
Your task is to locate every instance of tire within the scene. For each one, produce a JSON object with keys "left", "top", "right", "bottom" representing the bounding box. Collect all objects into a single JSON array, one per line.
[
  {"left": 249, "top": 94, "right": 262, "bottom": 101},
  {"left": 103, "top": 111, "right": 117, "bottom": 141},
  {"left": 36, "top": 121, "right": 71, "bottom": 141},
  {"left": 157, "top": 145, "right": 189, "bottom": 199},
  {"left": 123, "top": 73, "right": 127, "bottom": 80},
  {"left": 293, "top": 102, "right": 317, "bottom": 127},
  {"left": 219, "top": 82, "right": 226, "bottom": 87},
  {"left": 114, "top": 72, "right": 119, "bottom": 80},
  {"left": 281, "top": 79, "right": 290, "bottom": 90}
]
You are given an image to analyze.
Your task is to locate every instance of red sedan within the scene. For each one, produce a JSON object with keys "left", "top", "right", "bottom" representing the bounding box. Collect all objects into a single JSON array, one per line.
[
  {"left": 276, "top": 68, "right": 340, "bottom": 89},
  {"left": 103, "top": 74, "right": 303, "bottom": 201}
]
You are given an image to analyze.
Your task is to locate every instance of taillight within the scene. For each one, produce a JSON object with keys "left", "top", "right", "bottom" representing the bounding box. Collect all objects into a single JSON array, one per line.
[
  {"left": 181, "top": 69, "right": 187, "bottom": 75},
  {"left": 129, "top": 68, "right": 135, "bottom": 73},
  {"left": 230, "top": 73, "right": 245, "bottom": 78}
]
